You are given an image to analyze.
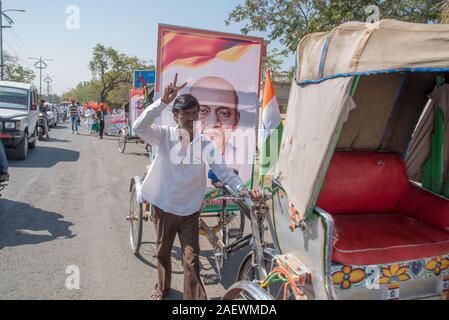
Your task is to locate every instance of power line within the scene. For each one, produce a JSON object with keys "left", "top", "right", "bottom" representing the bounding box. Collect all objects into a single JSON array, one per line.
[
  {"left": 28, "top": 56, "right": 53, "bottom": 98},
  {"left": 10, "top": 27, "right": 37, "bottom": 57},
  {"left": 4, "top": 34, "right": 32, "bottom": 68},
  {"left": 0, "top": 0, "right": 26, "bottom": 80}
]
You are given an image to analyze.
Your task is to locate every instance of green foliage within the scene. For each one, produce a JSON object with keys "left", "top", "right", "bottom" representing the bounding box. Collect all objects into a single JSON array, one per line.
[
  {"left": 264, "top": 48, "right": 293, "bottom": 82},
  {"left": 89, "top": 44, "right": 151, "bottom": 103},
  {"left": 442, "top": 1, "right": 449, "bottom": 23},
  {"left": 62, "top": 80, "right": 102, "bottom": 103},
  {"left": 3, "top": 51, "right": 36, "bottom": 83},
  {"left": 63, "top": 44, "right": 154, "bottom": 105},
  {"left": 227, "top": 0, "right": 443, "bottom": 52}
]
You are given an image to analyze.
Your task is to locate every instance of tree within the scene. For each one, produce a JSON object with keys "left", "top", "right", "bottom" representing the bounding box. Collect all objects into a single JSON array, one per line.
[
  {"left": 227, "top": 0, "right": 443, "bottom": 52},
  {"left": 107, "top": 82, "right": 132, "bottom": 107},
  {"left": 264, "top": 48, "right": 294, "bottom": 82},
  {"left": 3, "top": 51, "right": 35, "bottom": 83},
  {"left": 89, "top": 44, "right": 150, "bottom": 103},
  {"left": 442, "top": 1, "right": 449, "bottom": 23},
  {"left": 62, "top": 80, "right": 102, "bottom": 103}
]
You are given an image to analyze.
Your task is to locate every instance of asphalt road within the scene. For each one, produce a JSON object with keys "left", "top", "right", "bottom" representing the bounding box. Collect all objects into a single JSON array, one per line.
[{"left": 0, "top": 121, "right": 249, "bottom": 300}]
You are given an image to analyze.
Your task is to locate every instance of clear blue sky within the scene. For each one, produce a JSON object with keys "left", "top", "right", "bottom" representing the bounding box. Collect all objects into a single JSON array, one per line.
[{"left": 3, "top": 0, "right": 293, "bottom": 95}]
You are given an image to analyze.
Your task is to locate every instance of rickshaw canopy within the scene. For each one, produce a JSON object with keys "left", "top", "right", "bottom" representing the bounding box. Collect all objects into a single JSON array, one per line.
[
  {"left": 275, "top": 19, "right": 449, "bottom": 224},
  {"left": 296, "top": 19, "right": 449, "bottom": 84}
]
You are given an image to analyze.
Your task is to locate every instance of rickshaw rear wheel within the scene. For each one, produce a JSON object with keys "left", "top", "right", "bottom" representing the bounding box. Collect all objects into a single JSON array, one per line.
[
  {"left": 236, "top": 249, "right": 277, "bottom": 283},
  {"left": 236, "top": 249, "right": 295, "bottom": 299},
  {"left": 119, "top": 130, "right": 127, "bottom": 153},
  {"left": 129, "top": 184, "right": 143, "bottom": 255},
  {"left": 222, "top": 281, "right": 274, "bottom": 300}
]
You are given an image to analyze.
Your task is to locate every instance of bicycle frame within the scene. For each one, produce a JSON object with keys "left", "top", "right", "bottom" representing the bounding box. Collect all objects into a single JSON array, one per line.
[{"left": 216, "top": 184, "right": 275, "bottom": 280}]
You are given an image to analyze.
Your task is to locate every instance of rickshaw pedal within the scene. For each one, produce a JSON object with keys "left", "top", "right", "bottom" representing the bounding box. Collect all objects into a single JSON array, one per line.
[{"left": 201, "top": 274, "right": 220, "bottom": 285}]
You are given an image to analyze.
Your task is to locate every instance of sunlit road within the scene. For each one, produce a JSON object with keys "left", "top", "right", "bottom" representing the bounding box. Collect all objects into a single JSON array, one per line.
[{"left": 0, "top": 122, "right": 246, "bottom": 300}]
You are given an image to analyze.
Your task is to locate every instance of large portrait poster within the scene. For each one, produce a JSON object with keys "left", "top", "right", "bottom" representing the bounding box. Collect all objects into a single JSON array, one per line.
[
  {"left": 129, "top": 88, "right": 144, "bottom": 136},
  {"left": 156, "top": 25, "right": 263, "bottom": 211}
]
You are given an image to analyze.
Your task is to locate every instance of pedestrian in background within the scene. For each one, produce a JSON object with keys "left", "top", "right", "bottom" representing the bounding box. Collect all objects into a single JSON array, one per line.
[
  {"left": 97, "top": 104, "right": 107, "bottom": 140},
  {"left": 69, "top": 99, "right": 80, "bottom": 134},
  {"left": 76, "top": 102, "right": 82, "bottom": 127},
  {"left": 85, "top": 107, "right": 95, "bottom": 134}
]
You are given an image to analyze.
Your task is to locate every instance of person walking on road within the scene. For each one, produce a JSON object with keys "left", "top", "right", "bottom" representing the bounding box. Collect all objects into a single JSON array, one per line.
[
  {"left": 85, "top": 107, "right": 95, "bottom": 134},
  {"left": 0, "top": 141, "right": 9, "bottom": 182},
  {"left": 132, "top": 74, "right": 262, "bottom": 301},
  {"left": 69, "top": 99, "right": 80, "bottom": 134},
  {"left": 97, "top": 104, "right": 107, "bottom": 140}
]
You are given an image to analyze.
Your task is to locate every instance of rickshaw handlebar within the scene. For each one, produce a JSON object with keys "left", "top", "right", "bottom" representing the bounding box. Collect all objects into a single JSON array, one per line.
[{"left": 223, "top": 184, "right": 254, "bottom": 208}]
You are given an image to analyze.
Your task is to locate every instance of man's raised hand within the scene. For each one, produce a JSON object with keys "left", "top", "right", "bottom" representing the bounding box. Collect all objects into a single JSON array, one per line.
[{"left": 161, "top": 73, "right": 188, "bottom": 105}]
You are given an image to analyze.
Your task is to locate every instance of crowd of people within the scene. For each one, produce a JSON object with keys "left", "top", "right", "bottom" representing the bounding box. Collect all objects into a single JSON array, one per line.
[
  {"left": 82, "top": 102, "right": 112, "bottom": 139},
  {"left": 0, "top": 99, "right": 116, "bottom": 185}
]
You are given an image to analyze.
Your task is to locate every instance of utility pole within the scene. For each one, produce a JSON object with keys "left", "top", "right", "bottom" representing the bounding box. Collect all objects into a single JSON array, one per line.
[
  {"left": 0, "top": 1, "right": 25, "bottom": 80},
  {"left": 28, "top": 57, "right": 53, "bottom": 99},
  {"left": 43, "top": 74, "right": 54, "bottom": 98}
]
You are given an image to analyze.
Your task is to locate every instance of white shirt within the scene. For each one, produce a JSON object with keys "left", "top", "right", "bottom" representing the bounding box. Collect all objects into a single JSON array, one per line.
[{"left": 133, "top": 99, "right": 245, "bottom": 216}]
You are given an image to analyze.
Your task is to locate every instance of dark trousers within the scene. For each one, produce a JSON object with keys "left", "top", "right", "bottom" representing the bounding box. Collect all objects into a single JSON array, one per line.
[
  {"left": 99, "top": 120, "right": 105, "bottom": 138},
  {"left": 152, "top": 206, "right": 207, "bottom": 300}
]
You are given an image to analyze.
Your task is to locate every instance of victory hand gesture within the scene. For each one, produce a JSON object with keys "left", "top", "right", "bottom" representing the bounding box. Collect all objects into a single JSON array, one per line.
[{"left": 161, "top": 73, "right": 188, "bottom": 105}]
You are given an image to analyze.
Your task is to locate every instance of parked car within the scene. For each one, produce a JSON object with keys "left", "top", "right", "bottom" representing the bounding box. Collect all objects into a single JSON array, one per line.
[{"left": 0, "top": 81, "right": 39, "bottom": 160}]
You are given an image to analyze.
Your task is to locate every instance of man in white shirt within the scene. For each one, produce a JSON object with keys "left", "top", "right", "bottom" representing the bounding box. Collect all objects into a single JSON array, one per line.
[{"left": 133, "top": 74, "right": 261, "bottom": 300}]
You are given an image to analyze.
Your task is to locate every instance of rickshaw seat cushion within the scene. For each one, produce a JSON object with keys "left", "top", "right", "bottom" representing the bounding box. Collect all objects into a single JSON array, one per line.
[
  {"left": 317, "top": 151, "right": 449, "bottom": 232},
  {"left": 317, "top": 152, "right": 409, "bottom": 215},
  {"left": 332, "top": 214, "right": 449, "bottom": 266},
  {"left": 398, "top": 184, "right": 449, "bottom": 233}
]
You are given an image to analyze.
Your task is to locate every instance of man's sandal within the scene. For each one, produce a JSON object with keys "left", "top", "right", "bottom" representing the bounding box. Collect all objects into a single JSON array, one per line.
[{"left": 151, "top": 289, "right": 169, "bottom": 301}]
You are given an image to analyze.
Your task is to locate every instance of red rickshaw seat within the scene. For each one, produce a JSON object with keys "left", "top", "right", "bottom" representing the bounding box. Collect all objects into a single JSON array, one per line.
[{"left": 316, "top": 152, "right": 449, "bottom": 266}]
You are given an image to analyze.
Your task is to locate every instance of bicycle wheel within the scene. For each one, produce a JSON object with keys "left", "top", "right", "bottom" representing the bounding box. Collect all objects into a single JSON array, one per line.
[
  {"left": 223, "top": 281, "right": 274, "bottom": 300},
  {"left": 129, "top": 184, "right": 143, "bottom": 255},
  {"left": 236, "top": 249, "right": 277, "bottom": 283},
  {"left": 119, "top": 130, "right": 127, "bottom": 153}
]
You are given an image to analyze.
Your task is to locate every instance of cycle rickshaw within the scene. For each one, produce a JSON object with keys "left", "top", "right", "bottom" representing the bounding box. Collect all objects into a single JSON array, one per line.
[
  {"left": 118, "top": 85, "right": 154, "bottom": 154},
  {"left": 223, "top": 19, "right": 449, "bottom": 300},
  {"left": 127, "top": 164, "right": 277, "bottom": 285}
]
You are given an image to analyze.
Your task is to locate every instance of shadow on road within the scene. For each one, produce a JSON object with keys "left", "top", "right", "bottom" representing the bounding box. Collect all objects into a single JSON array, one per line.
[
  {"left": 0, "top": 198, "right": 76, "bottom": 250},
  {"left": 8, "top": 146, "right": 80, "bottom": 169},
  {"left": 127, "top": 152, "right": 149, "bottom": 158},
  {"left": 52, "top": 125, "right": 69, "bottom": 129},
  {"left": 47, "top": 137, "right": 71, "bottom": 143},
  {"left": 136, "top": 241, "right": 184, "bottom": 276},
  {"left": 136, "top": 240, "right": 245, "bottom": 299}
]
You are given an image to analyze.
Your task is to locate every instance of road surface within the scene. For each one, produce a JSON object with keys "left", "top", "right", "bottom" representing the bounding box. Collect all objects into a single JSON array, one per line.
[{"left": 0, "top": 122, "right": 249, "bottom": 300}]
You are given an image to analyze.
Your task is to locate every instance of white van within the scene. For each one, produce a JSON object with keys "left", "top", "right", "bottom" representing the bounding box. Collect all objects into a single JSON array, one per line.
[{"left": 0, "top": 81, "right": 39, "bottom": 160}]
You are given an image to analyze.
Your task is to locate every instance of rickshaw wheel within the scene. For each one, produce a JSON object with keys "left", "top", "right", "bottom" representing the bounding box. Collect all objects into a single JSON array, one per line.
[
  {"left": 129, "top": 184, "right": 143, "bottom": 255},
  {"left": 236, "top": 249, "right": 291, "bottom": 299},
  {"left": 119, "top": 130, "right": 127, "bottom": 153},
  {"left": 222, "top": 281, "right": 274, "bottom": 300},
  {"left": 236, "top": 249, "right": 276, "bottom": 282}
]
